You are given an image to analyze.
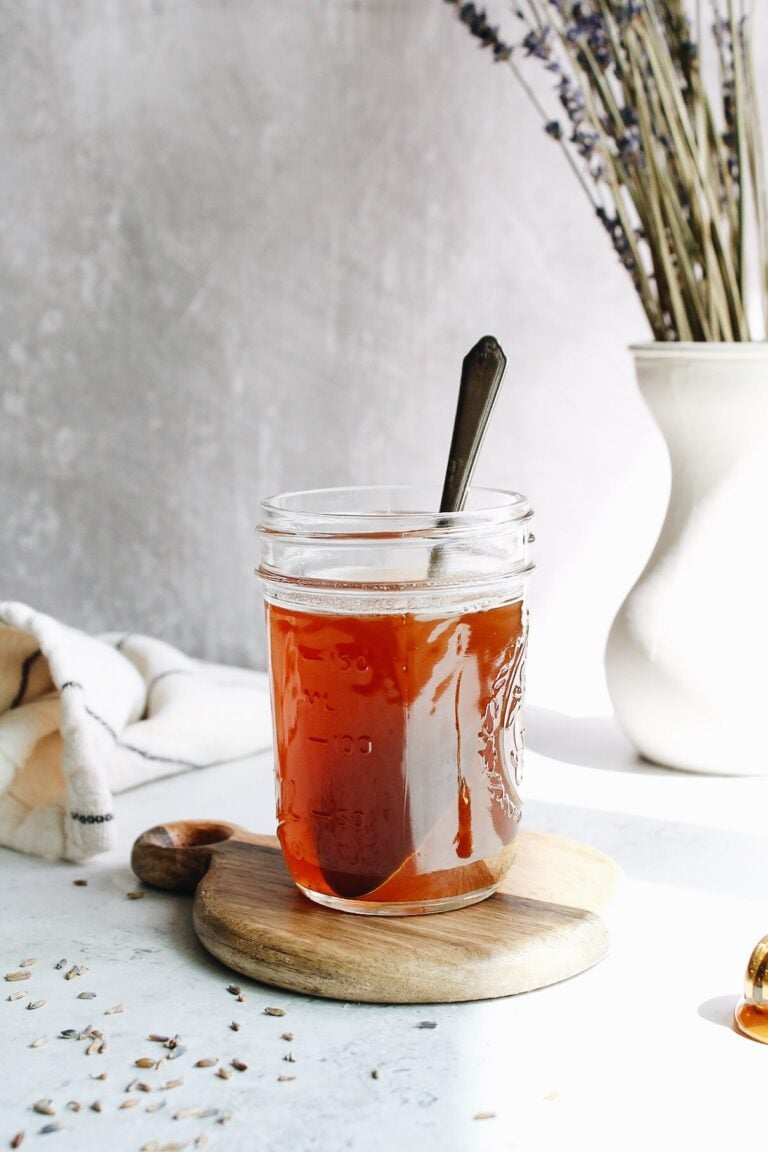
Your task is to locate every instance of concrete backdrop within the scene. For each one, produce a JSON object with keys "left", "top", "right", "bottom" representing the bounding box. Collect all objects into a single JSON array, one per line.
[{"left": 2, "top": 2, "right": 766, "bottom": 713}]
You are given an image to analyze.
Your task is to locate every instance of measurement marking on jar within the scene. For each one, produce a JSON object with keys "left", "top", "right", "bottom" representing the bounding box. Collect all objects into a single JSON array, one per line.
[
  {"left": 331, "top": 652, "right": 370, "bottom": 673},
  {"left": 302, "top": 689, "right": 335, "bottom": 710},
  {"left": 309, "top": 808, "right": 367, "bottom": 829},
  {"left": 300, "top": 649, "right": 370, "bottom": 672},
  {"left": 335, "top": 735, "right": 374, "bottom": 755},
  {"left": 305, "top": 734, "right": 374, "bottom": 754}
]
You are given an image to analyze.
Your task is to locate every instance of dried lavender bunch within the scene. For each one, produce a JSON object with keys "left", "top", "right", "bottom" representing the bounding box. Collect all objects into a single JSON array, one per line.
[{"left": 444, "top": 1, "right": 768, "bottom": 341}]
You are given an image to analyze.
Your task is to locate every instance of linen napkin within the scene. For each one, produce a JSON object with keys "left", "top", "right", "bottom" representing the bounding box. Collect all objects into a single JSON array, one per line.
[{"left": 0, "top": 601, "right": 272, "bottom": 862}]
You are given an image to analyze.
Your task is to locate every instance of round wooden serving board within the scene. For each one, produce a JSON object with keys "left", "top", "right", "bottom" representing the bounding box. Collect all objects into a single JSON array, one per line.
[{"left": 131, "top": 820, "right": 620, "bottom": 1004}]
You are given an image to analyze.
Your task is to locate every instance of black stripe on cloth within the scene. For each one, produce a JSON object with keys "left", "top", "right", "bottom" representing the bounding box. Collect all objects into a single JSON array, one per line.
[
  {"left": 70, "top": 811, "right": 114, "bottom": 824},
  {"left": 60, "top": 681, "right": 264, "bottom": 772},
  {"left": 10, "top": 649, "right": 42, "bottom": 709},
  {"left": 147, "top": 668, "right": 195, "bottom": 692}
]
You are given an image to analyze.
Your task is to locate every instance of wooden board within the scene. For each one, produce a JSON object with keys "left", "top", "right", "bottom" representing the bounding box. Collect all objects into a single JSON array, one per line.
[{"left": 131, "top": 820, "right": 620, "bottom": 1004}]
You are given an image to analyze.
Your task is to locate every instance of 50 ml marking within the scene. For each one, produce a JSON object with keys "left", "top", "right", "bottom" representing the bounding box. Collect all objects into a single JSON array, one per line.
[{"left": 310, "top": 808, "right": 368, "bottom": 830}]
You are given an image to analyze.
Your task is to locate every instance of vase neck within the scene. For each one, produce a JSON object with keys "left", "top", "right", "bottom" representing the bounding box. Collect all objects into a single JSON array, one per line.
[{"left": 635, "top": 350, "right": 768, "bottom": 467}]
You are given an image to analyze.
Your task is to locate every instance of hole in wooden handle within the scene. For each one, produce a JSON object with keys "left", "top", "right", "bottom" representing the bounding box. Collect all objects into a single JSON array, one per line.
[{"left": 131, "top": 820, "right": 238, "bottom": 894}]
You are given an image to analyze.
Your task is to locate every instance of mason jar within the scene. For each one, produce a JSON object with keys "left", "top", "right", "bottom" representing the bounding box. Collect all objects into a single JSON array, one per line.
[{"left": 257, "top": 485, "right": 534, "bottom": 915}]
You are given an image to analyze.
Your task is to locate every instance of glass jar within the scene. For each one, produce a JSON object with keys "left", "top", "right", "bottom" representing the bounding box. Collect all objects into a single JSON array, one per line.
[{"left": 257, "top": 485, "right": 534, "bottom": 915}]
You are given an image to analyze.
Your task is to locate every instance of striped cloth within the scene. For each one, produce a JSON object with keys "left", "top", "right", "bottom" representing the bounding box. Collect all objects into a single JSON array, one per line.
[{"left": 0, "top": 601, "right": 272, "bottom": 861}]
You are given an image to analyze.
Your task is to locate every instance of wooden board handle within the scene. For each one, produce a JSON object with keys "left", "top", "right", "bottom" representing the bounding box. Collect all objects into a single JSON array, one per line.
[{"left": 131, "top": 820, "right": 243, "bottom": 894}]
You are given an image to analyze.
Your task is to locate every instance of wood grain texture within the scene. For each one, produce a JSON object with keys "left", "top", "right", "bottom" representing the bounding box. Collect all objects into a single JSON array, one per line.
[{"left": 132, "top": 821, "right": 621, "bottom": 1004}]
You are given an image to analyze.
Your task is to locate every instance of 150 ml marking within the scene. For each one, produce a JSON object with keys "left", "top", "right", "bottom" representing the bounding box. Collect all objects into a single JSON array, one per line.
[{"left": 299, "top": 647, "right": 370, "bottom": 673}]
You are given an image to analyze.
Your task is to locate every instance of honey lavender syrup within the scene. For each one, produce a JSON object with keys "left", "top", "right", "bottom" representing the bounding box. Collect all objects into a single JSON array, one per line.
[
  {"left": 258, "top": 485, "right": 534, "bottom": 915},
  {"left": 267, "top": 598, "right": 527, "bottom": 912}
]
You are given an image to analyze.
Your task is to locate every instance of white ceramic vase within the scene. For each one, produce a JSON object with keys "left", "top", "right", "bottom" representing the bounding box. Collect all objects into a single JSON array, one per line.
[{"left": 605, "top": 342, "right": 768, "bottom": 775}]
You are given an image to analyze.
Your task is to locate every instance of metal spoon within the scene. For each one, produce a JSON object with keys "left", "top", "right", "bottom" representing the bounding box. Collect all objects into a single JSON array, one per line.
[
  {"left": 438, "top": 335, "right": 507, "bottom": 514},
  {"left": 428, "top": 335, "right": 507, "bottom": 579}
]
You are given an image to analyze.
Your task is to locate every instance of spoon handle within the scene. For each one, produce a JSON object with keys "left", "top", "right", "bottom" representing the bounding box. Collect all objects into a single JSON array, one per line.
[{"left": 439, "top": 335, "right": 507, "bottom": 513}]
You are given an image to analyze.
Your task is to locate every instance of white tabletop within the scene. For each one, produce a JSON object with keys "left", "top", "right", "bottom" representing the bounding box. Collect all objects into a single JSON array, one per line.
[{"left": 2, "top": 707, "right": 767, "bottom": 1152}]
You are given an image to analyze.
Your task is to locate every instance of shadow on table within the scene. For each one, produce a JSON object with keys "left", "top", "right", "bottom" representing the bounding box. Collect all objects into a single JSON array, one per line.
[
  {"left": 102, "top": 862, "right": 237, "bottom": 980},
  {"left": 525, "top": 706, "right": 676, "bottom": 777},
  {"left": 524, "top": 706, "right": 767, "bottom": 898},
  {"left": 698, "top": 994, "right": 740, "bottom": 1033},
  {"left": 526, "top": 796, "right": 766, "bottom": 901},
  {"left": 162, "top": 892, "right": 226, "bottom": 974}
]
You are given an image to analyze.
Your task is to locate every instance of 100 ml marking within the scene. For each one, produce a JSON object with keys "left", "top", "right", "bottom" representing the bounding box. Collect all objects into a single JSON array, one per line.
[
  {"left": 299, "top": 646, "right": 373, "bottom": 753},
  {"left": 307, "top": 734, "right": 374, "bottom": 755}
]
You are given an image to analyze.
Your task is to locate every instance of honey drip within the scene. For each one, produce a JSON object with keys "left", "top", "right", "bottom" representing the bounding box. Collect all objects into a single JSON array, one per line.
[{"left": 735, "top": 1001, "right": 768, "bottom": 1043}]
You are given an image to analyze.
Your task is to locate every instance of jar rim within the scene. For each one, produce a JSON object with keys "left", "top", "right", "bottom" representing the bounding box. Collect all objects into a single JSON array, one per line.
[{"left": 259, "top": 485, "right": 531, "bottom": 538}]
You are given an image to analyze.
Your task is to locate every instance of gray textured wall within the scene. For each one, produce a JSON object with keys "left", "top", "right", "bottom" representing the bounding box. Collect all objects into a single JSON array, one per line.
[{"left": 2, "top": 2, "right": 766, "bottom": 710}]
